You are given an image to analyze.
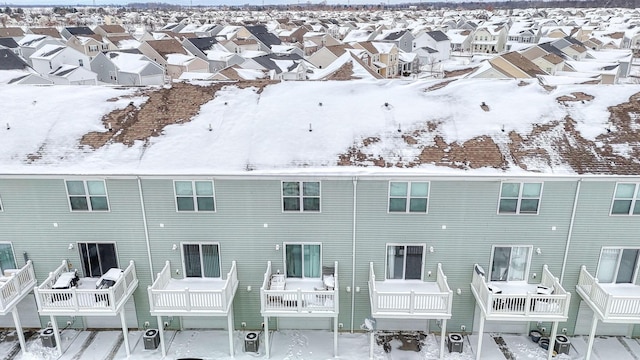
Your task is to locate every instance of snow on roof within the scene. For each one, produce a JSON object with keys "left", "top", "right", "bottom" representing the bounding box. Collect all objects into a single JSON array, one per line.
[
  {"left": 116, "top": 39, "right": 141, "bottom": 50},
  {"left": 17, "top": 34, "right": 48, "bottom": 47},
  {"left": 31, "top": 44, "right": 66, "bottom": 60},
  {"left": 371, "top": 42, "right": 395, "bottom": 54},
  {"left": 108, "top": 52, "right": 153, "bottom": 73},
  {"left": 232, "top": 68, "right": 266, "bottom": 80},
  {"left": 206, "top": 50, "right": 235, "bottom": 62},
  {"left": 166, "top": 53, "right": 196, "bottom": 66}
]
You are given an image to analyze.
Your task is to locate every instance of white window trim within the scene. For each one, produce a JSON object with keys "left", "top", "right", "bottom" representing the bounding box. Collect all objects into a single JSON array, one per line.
[
  {"left": 610, "top": 183, "right": 639, "bottom": 216},
  {"left": 282, "top": 242, "right": 322, "bottom": 279},
  {"left": 0, "top": 196, "right": 3, "bottom": 212},
  {"left": 0, "top": 242, "right": 17, "bottom": 269},
  {"left": 384, "top": 243, "right": 426, "bottom": 281},
  {"left": 180, "top": 242, "right": 221, "bottom": 278},
  {"left": 387, "top": 181, "right": 430, "bottom": 214},
  {"left": 173, "top": 180, "right": 216, "bottom": 213},
  {"left": 64, "top": 179, "right": 110, "bottom": 212},
  {"left": 281, "top": 181, "right": 321, "bottom": 213},
  {"left": 497, "top": 182, "right": 543, "bottom": 215},
  {"left": 488, "top": 245, "right": 533, "bottom": 282},
  {"left": 77, "top": 241, "right": 119, "bottom": 277},
  {"left": 596, "top": 247, "right": 640, "bottom": 284}
]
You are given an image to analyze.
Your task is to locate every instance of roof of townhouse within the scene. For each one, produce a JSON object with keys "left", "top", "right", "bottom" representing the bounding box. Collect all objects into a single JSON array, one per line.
[
  {"left": 96, "top": 25, "right": 127, "bottom": 34},
  {"left": 2, "top": 79, "right": 639, "bottom": 176},
  {"left": 0, "top": 37, "right": 19, "bottom": 49},
  {"left": 31, "top": 44, "right": 66, "bottom": 59},
  {"left": 500, "top": 51, "right": 547, "bottom": 77},
  {"left": 145, "top": 39, "right": 188, "bottom": 58},
  {"left": 29, "top": 27, "right": 62, "bottom": 38},
  {"left": 0, "top": 49, "right": 30, "bottom": 70},
  {"left": 0, "top": 27, "right": 24, "bottom": 38},
  {"left": 426, "top": 30, "right": 449, "bottom": 42},
  {"left": 185, "top": 36, "right": 218, "bottom": 52},
  {"left": 64, "top": 26, "right": 95, "bottom": 36},
  {"left": 246, "top": 24, "right": 282, "bottom": 47}
]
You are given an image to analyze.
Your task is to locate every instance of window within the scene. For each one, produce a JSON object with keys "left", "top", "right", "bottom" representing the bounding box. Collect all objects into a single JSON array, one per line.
[
  {"left": 88, "top": 45, "right": 99, "bottom": 52},
  {"left": 78, "top": 242, "right": 117, "bottom": 277},
  {"left": 282, "top": 181, "right": 320, "bottom": 212},
  {"left": 66, "top": 180, "right": 109, "bottom": 211},
  {"left": 0, "top": 243, "right": 16, "bottom": 273},
  {"left": 388, "top": 181, "right": 429, "bottom": 213},
  {"left": 78, "top": 59, "right": 84, "bottom": 67},
  {"left": 285, "top": 243, "right": 321, "bottom": 278},
  {"left": 611, "top": 183, "right": 640, "bottom": 215},
  {"left": 490, "top": 245, "right": 532, "bottom": 281},
  {"left": 182, "top": 243, "right": 220, "bottom": 278},
  {"left": 174, "top": 181, "right": 215, "bottom": 212},
  {"left": 498, "top": 182, "right": 542, "bottom": 214},
  {"left": 0, "top": 196, "right": 3, "bottom": 211},
  {"left": 597, "top": 248, "right": 639, "bottom": 284},
  {"left": 386, "top": 244, "right": 424, "bottom": 280}
]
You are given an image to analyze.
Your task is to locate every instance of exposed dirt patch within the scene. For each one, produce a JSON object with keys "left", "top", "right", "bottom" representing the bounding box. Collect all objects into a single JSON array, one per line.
[
  {"left": 323, "top": 61, "right": 354, "bottom": 81},
  {"left": 556, "top": 92, "right": 595, "bottom": 105},
  {"left": 78, "top": 81, "right": 275, "bottom": 149},
  {"left": 425, "top": 79, "right": 456, "bottom": 92},
  {"left": 443, "top": 67, "right": 474, "bottom": 78}
]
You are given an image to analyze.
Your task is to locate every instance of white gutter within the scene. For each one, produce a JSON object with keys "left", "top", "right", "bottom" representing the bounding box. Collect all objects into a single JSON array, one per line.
[
  {"left": 137, "top": 177, "right": 155, "bottom": 280},
  {"left": 560, "top": 179, "right": 582, "bottom": 284},
  {"left": 350, "top": 177, "right": 357, "bottom": 333}
]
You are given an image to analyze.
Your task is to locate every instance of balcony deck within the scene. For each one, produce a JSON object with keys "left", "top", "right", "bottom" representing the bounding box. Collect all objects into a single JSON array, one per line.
[
  {"left": 0, "top": 261, "right": 37, "bottom": 315},
  {"left": 576, "top": 266, "right": 640, "bottom": 323},
  {"left": 470, "top": 264, "right": 570, "bottom": 322},
  {"left": 260, "top": 261, "right": 338, "bottom": 318},
  {"left": 369, "top": 262, "right": 452, "bottom": 320},
  {"left": 34, "top": 260, "right": 138, "bottom": 316},
  {"left": 148, "top": 261, "right": 238, "bottom": 316}
]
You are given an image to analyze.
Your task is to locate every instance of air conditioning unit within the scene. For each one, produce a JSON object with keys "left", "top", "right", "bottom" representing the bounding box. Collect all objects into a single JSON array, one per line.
[
  {"left": 447, "top": 333, "right": 463, "bottom": 353},
  {"left": 143, "top": 329, "right": 160, "bottom": 350},
  {"left": 554, "top": 335, "right": 570, "bottom": 355},
  {"left": 244, "top": 332, "right": 259, "bottom": 353},
  {"left": 40, "top": 327, "right": 56, "bottom": 348}
]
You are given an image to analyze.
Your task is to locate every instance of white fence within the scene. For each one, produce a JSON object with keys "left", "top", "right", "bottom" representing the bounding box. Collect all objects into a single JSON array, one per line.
[
  {"left": 0, "top": 261, "right": 36, "bottom": 311},
  {"left": 369, "top": 262, "right": 453, "bottom": 317},
  {"left": 471, "top": 264, "right": 570, "bottom": 318},
  {"left": 260, "top": 261, "right": 339, "bottom": 315},
  {"left": 577, "top": 265, "right": 640, "bottom": 320},
  {"left": 35, "top": 260, "right": 138, "bottom": 314},
  {"left": 148, "top": 260, "right": 238, "bottom": 315}
]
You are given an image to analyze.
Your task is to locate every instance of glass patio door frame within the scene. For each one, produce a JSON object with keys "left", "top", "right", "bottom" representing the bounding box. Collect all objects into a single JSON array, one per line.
[
  {"left": 283, "top": 242, "right": 322, "bottom": 279},
  {"left": 181, "top": 242, "right": 221, "bottom": 278},
  {"left": 596, "top": 247, "right": 640, "bottom": 284},
  {"left": 385, "top": 243, "right": 426, "bottom": 281},
  {"left": 489, "top": 245, "right": 532, "bottom": 282}
]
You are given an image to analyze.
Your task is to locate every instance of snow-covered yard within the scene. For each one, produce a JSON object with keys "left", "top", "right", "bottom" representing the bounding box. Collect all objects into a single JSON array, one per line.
[{"left": 2, "top": 328, "right": 639, "bottom": 360}]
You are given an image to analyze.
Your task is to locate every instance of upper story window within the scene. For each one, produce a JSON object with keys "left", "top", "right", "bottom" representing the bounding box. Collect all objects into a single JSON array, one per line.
[
  {"left": 386, "top": 244, "right": 424, "bottom": 280},
  {"left": 78, "top": 242, "right": 117, "bottom": 277},
  {"left": 282, "top": 181, "right": 320, "bottom": 212},
  {"left": 490, "top": 245, "right": 532, "bottom": 282},
  {"left": 285, "top": 243, "right": 321, "bottom": 278},
  {"left": 498, "top": 182, "right": 542, "bottom": 214},
  {"left": 388, "top": 181, "right": 429, "bottom": 213},
  {"left": 597, "top": 247, "right": 639, "bottom": 284},
  {"left": 65, "top": 180, "right": 109, "bottom": 211},
  {"left": 182, "top": 243, "right": 220, "bottom": 278},
  {"left": 174, "top": 180, "right": 215, "bottom": 212},
  {"left": 88, "top": 45, "right": 99, "bottom": 52},
  {"left": 0, "top": 243, "right": 16, "bottom": 274},
  {"left": 611, "top": 183, "right": 640, "bottom": 215}
]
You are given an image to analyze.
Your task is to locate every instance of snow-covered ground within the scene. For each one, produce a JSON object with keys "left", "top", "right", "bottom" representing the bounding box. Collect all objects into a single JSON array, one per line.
[{"left": 4, "top": 328, "right": 640, "bottom": 360}]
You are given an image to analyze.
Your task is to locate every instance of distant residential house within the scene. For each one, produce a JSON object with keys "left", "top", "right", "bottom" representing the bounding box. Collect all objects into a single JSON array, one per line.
[
  {"left": 446, "top": 29, "right": 472, "bottom": 53},
  {"left": 241, "top": 53, "right": 310, "bottom": 80},
  {"left": 90, "top": 51, "right": 165, "bottom": 86},
  {"left": 506, "top": 22, "right": 541, "bottom": 51},
  {"left": 93, "top": 25, "right": 129, "bottom": 37},
  {"left": 194, "top": 24, "right": 223, "bottom": 38},
  {"left": 0, "top": 37, "right": 22, "bottom": 57},
  {"left": 104, "top": 35, "right": 140, "bottom": 51},
  {"left": 397, "top": 50, "right": 419, "bottom": 76},
  {"left": 27, "top": 28, "right": 62, "bottom": 39},
  {"left": 0, "top": 48, "right": 31, "bottom": 71},
  {"left": 165, "top": 54, "right": 209, "bottom": 79},
  {"left": 220, "top": 38, "right": 261, "bottom": 55},
  {"left": 60, "top": 26, "right": 95, "bottom": 41},
  {"left": 181, "top": 36, "right": 220, "bottom": 71},
  {"left": 30, "top": 44, "right": 90, "bottom": 77},
  {"left": 353, "top": 41, "right": 399, "bottom": 78},
  {"left": 306, "top": 44, "right": 353, "bottom": 69},
  {"left": 375, "top": 29, "right": 414, "bottom": 53},
  {"left": 472, "top": 26, "right": 508, "bottom": 54},
  {"left": 213, "top": 64, "right": 267, "bottom": 81},
  {"left": 583, "top": 38, "right": 604, "bottom": 51},
  {"left": 245, "top": 25, "right": 282, "bottom": 53},
  {"left": 468, "top": 51, "right": 546, "bottom": 79},
  {"left": 0, "top": 27, "right": 25, "bottom": 41},
  {"left": 48, "top": 64, "right": 97, "bottom": 85},
  {"left": 138, "top": 38, "right": 189, "bottom": 69},
  {"left": 66, "top": 34, "right": 113, "bottom": 59},
  {"left": 160, "top": 23, "right": 186, "bottom": 34},
  {"left": 277, "top": 26, "right": 308, "bottom": 44},
  {"left": 531, "top": 53, "right": 565, "bottom": 75},
  {"left": 205, "top": 50, "right": 245, "bottom": 72},
  {"left": 413, "top": 30, "right": 451, "bottom": 63},
  {"left": 18, "top": 35, "right": 65, "bottom": 65},
  {"left": 302, "top": 32, "right": 341, "bottom": 56},
  {"left": 342, "top": 29, "right": 378, "bottom": 43},
  {"left": 6, "top": 73, "right": 52, "bottom": 85},
  {"left": 551, "top": 37, "right": 588, "bottom": 60}
]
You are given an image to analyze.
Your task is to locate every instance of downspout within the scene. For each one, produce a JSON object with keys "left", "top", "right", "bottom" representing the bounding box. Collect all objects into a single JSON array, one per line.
[
  {"left": 350, "top": 177, "right": 357, "bottom": 333},
  {"left": 137, "top": 177, "right": 155, "bottom": 280},
  {"left": 560, "top": 179, "right": 582, "bottom": 284}
]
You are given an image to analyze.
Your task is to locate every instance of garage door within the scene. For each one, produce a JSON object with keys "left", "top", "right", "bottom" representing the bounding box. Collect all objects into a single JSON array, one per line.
[
  {"left": 0, "top": 294, "right": 42, "bottom": 328},
  {"left": 573, "top": 301, "right": 631, "bottom": 336}
]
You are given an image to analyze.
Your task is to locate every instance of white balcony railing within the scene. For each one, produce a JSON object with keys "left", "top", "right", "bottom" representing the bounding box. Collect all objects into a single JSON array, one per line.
[
  {"left": 35, "top": 260, "right": 138, "bottom": 315},
  {"left": 471, "top": 264, "right": 570, "bottom": 320},
  {"left": 260, "top": 261, "right": 339, "bottom": 316},
  {"left": 148, "top": 261, "right": 238, "bottom": 315},
  {"left": 577, "top": 266, "right": 640, "bottom": 321},
  {"left": 0, "top": 261, "right": 37, "bottom": 314},
  {"left": 369, "top": 262, "right": 453, "bottom": 318}
]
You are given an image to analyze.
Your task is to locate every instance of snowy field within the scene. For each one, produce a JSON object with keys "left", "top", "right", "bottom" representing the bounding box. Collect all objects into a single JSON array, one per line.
[{"left": 3, "top": 328, "right": 640, "bottom": 360}]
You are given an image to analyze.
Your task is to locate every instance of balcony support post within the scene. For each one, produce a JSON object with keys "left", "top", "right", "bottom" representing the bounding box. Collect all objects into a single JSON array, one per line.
[
  {"left": 51, "top": 315, "right": 62, "bottom": 356},
  {"left": 585, "top": 313, "right": 598, "bottom": 360},
  {"left": 264, "top": 316, "right": 270, "bottom": 358},
  {"left": 158, "top": 315, "right": 166, "bottom": 358},
  {"left": 475, "top": 315, "right": 485, "bottom": 360},
  {"left": 369, "top": 329, "right": 374, "bottom": 360},
  {"left": 11, "top": 308, "right": 26, "bottom": 355},
  {"left": 120, "top": 310, "right": 130, "bottom": 357},
  {"left": 439, "top": 319, "right": 447, "bottom": 360},
  {"left": 333, "top": 316, "right": 338, "bottom": 357},
  {"left": 546, "top": 321, "right": 558, "bottom": 360},
  {"left": 227, "top": 304, "right": 234, "bottom": 357}
]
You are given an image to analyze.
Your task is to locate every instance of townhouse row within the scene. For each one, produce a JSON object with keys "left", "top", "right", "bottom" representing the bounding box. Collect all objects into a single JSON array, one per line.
[{"left": 0, "top": 174, "right": 639, "bottom": 359}]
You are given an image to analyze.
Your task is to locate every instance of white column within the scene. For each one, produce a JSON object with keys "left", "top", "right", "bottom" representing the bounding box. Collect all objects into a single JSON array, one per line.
[
  {"left": 439, "top": 319, "right": 447, "bottom": 360},
  {"left": 50, "top": 315, "right": 62, "bottom": 356},
  {"left": 586, "top": 314, "right": 598, "bottom": 360},
  {"left": 120, "top": 311, "right": 130, "bottom": 357},
  {"left": 264, "top": 317, "right": 270, "bottom": 358},
  {"left": 158, "top": 316, "right": 166, "bottom": 358},
  {"left": 369, "top": 330, "right": 374, "bottom": 360},
  {"left": 547, "top": 322, "right": 558, "bottom": 360},
  {"left": 333, "top": 317, "right": 338, "bottom": 357},
  {"left": 228, "top": 305, "right": 235, "bottom": 357},
  {"left": 11, "top": 308, "right": 26, "bottom": 355},
  {"left": 475, "top": 316, "right": 485, "bottom": 360}
]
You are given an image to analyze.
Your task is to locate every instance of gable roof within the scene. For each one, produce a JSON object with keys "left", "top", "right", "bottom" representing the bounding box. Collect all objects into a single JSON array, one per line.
[
  {"left": 185, "top": 36, "right": 218, "bottom": 52},
  {"left": 96, "top": 25, "right": 127, "bottom": 34},
  {"left": 252, "top": 53, "right": 304, "bottom": 73},
  {"left": 427, "top": 30, "right": 449, "bottom": 42},
  {"left": 245, "top": 25, "right": 282, "bottom": 47},
  {"left": 145, "top": 39, "right": 187, "bottom": 58},
  {"left": 500, "top": 51, "right": 547, "bottom": 77},
  {"left": 31, "top": 44, "right": 66, "bottom": 59},
  {"left": 64, "top": 27, "right": 95, "bottom": 36},
  {"left": 0, "top": 28, "right": 24, "bottom": 38},
  {"left": 0, "top": 37, "right": 19, "bottom": 49},
  {"left": 29, "top": 28, "right": 61, "bottom": 38},
  {"left": 0, "top": 49, "right": 30, "bottom": 70}
]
